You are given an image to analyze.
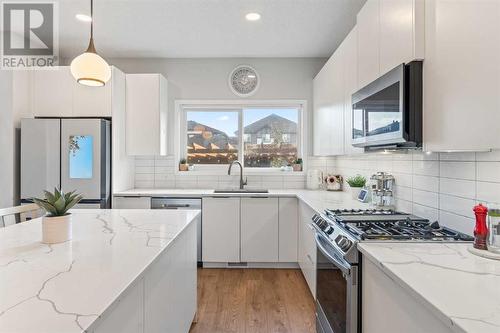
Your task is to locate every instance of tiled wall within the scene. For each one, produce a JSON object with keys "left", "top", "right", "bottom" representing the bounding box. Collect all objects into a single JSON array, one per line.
[
  {"left": 135, "top": 156, "right": 307, "bottom": 190},
  {"left": 134, "top": 150, "right": 500, "bottom": 235},
  {"left": 329, "top": 150, "right": 500, "bottom": 235}
]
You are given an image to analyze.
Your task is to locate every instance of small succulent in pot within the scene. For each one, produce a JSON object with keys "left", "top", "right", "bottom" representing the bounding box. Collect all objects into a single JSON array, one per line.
[
  {"left": 293, "top": 158, "right": 303, "bottom": 172},
  {"left": 346, "top": 175, "right": 367, "bottom": 188},
  {"left": 33, "top": 188, "right": 83, "bottom": 217},
  {"left": 33, "top": 188, "right": 82, "bottom": 244},
  {"left": 179, "top": 158, "right": 189, "bottom": 171}
]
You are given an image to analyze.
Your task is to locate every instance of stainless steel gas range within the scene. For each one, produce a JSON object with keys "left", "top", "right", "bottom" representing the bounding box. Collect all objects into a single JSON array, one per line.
[{"left": 312, "top": 209, "right": 473, "bottom": 333}]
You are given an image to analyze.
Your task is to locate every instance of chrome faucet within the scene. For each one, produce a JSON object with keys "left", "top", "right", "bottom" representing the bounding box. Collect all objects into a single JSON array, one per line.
[{"left": 228, "top": 161, "right": 247, "bottom": 190}]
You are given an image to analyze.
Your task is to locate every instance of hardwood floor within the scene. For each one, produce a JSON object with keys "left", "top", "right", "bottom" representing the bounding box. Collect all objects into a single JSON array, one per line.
[{"left": 189, "top": 268, "right": 316, "bottom": 333}]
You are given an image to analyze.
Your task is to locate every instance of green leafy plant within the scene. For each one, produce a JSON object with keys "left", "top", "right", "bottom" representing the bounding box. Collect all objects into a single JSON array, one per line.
[
  {"left": 295, "top": 158, "right": 303, "bottom": 165},
  {"left": 180, "top": 158, "right": 187, "bottom": 164},
  {"left": 346, "top": 175, "right": 366, "bottom": 188},
  {"left": 33, "top": 188, "right": 83, "bottom": 217}
]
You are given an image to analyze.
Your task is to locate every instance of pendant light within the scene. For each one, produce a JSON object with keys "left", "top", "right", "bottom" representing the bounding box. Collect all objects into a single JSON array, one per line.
[{"left": 70, "top": 0, "right": 111, "bottom": 86}]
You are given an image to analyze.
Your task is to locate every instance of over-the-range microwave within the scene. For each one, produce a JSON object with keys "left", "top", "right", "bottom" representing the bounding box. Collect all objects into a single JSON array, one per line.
[{"left": 351, "top": 61, "right": 423, "bottom": 149}]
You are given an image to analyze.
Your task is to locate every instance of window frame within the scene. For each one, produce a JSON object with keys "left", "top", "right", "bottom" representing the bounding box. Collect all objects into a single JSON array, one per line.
[{"left": 175, "top": 100, "right": 306, "bottom": 175}]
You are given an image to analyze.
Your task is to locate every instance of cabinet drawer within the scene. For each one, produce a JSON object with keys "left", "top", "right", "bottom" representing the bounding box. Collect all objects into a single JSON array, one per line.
[{"left": 113, "top": 196, "right": 151, "bottom": 209}]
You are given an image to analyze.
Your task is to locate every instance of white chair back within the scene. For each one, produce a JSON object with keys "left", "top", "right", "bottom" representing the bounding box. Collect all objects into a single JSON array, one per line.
[{"left": 0, "top": 204, "right": 43, "bottom": 228}]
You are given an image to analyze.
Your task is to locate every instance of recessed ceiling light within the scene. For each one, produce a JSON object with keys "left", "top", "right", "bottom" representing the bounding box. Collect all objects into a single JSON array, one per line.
[
  {"left": 75, "top": 14, "right": 92, "bottom": 22},
  {"left": 245, "top": 13, "right": 261, "bottom": 21}
]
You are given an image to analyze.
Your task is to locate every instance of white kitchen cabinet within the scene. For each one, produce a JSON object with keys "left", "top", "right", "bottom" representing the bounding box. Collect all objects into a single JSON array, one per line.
[
  {"left": 313, "top": 50, "right": 345, "bottom": 156},
  {"left": 362, "top": 259, "right": 451, "bottom": 332},
  {"left": 343, "top": 27, "right": 364, "bottom": 155},
  {"left": 357, "top": 0, "right": 380, "bottom": 88},
  {"left": 113, "top": 196, "right": 151, "bottom": 209},
  {"left": 379, "top": 0, "right": 424, "bottom": 76},
  {"left": 94, "top": 279, "right": 144, "bottom": 333},
  {"left": 240, "top": 197, "right": 279, "bottom": 262},
  {"left": 125, "top": 74, "right": 168, "bottom": 156},
  {"left": 33, "top": 68, "right": 73, "bottom": 117},
  {"left": 202, "top": 197, "right": 240, "bottom": 262},
  {"left": 73, "top": 77, "right": 112, "bottom": 117},
  {"left": 278, "top": 197, "right": 298, "bottom": 262},
  {"left": 298, "top": 201, "right": 316, "bottom": 298},
  {"left": 357, "top": 0, "right": 424, "bottom": 88},
  {"left": 423, "top": 0, "right": 500, "bottom": 151}
]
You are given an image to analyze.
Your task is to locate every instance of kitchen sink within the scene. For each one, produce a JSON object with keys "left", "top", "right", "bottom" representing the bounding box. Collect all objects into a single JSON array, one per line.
[{"left": 213, "top": 189, "right": 269, "bottom": 193}]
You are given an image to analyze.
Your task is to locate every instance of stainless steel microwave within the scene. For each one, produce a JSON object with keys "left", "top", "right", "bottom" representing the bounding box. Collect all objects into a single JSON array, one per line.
[{"left": 351, "top": 61, "right": 423, "bottom": 149}]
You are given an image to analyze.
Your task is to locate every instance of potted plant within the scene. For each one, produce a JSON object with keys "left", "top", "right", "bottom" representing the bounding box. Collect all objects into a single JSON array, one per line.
[
  {"left": 346, "top": 175, "right": 367, "bottom": 199},
  {"left": 293, "top": 158, "right": 303, "bottom": 172},
  {"left": 33, "top": 188, "right": 83, "bottom": 244},
  {"left": 179, "top": 158, "right": 189, "bottom": 171}
]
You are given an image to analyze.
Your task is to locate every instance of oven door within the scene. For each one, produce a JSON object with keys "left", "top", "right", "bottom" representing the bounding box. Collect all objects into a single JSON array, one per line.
[{"left": 315, "top": 231, "right": 358, "bottom": 333}]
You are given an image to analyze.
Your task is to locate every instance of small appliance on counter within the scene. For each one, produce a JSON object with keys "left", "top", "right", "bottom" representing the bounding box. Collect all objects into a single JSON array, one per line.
[
  {"left": 307, "top": 169, "right": 324, "bottom": 190},
  {"left": 370, "top": 172, "right": 394, "bottom": 208},
  {"left": 312, "top": 208, "right": 473, "bottom": 333}
]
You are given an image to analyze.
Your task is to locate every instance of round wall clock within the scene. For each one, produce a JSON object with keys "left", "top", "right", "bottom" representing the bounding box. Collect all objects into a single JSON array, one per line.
[{"left": 229, "top": 65, "right": 260, "bottom": 97}]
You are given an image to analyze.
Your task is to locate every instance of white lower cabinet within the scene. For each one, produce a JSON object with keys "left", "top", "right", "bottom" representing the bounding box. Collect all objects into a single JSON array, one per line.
[
  {"left": 202, "top": 197, "right": 240, "bottom": 262},
  {"left": 363, "top": 259, "right": 451, "bottom": 332},
  {"left": 298, "top": 201, "right": 317, "bottom": 298},
  {"left": 93, "top": 221, "right": 197, "bottom": 333},
  {"left": 240, "top": 197, "right": 279, "bottom": 262},
  {"left": 278, "top": 197, "right": 298, "bottom": 262},
  {"left": 113, "top": 196, "right": 151, "bottom": 209}
]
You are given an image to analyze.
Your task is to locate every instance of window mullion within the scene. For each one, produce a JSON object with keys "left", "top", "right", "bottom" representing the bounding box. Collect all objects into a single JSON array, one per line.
[{"left": 238, "top": 109, "right": 244, "bottom": 166}]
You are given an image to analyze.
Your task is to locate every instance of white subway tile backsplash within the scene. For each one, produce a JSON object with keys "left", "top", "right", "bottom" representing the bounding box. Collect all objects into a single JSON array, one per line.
[
  {"left": 393, "top": 160, "right": 412, "bottom": 174},
  {"left": 412, "top": 189, "right": 438, "bottom": 208},
  {"left": 135, "top": 166, "right": 155, "bottom": 174},
  {"left": 439, "top": 211, "right": 474, "bottom": 235},
  {"left": 476, "top": 150, "right": 500, "bottom": 162},
  {"left": 440, "top": 161, "right": 475, "bottom": 180},
  {"left": 135, "top": 159, "right": 155, "bottom": 167},
  {"left": 135, "top": 180, "right": 154, "bottom": 188},
  {"left": 439, "top": 178, "right": 475, "bottom": 199},
  {"left": 476, "top": 182, "right": 500, "bottom": 204},
  {"left": 392, "top": 172, "right": 412, "bottom": 188},
  {"left": 412, "top": 151, "right": 439, "bottom": 161},
  {"left": 394, "top": 185, "right": 412, "bottom": 201},
  {"left": 439, "top": 194, "right": 475, "bottom": 218},
  {"left": 477, "top": 162, "right": 500, "bottom": 183},
  {"left": 439, "top": 152, "right": 475, "bottom": 161},
  {"left": 412, "top": 204, "right": 439, "bottom": 221},
  {"left": 412, "top": 175, "right": 439, "bottom": 192},
  {"left": 412, "top": 160, "right": 439, "bottom": 177},
  {"left": 135, "top": 173, "right": 154, "bottom": 181}
]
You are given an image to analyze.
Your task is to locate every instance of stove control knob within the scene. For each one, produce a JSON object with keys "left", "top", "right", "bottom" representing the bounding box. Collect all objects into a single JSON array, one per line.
[
  {"left": 336, "top": 236, "right": 352, "bottom": 251},
  {"left": 325, "top": 226, "right": 334, "bottom": 235}
]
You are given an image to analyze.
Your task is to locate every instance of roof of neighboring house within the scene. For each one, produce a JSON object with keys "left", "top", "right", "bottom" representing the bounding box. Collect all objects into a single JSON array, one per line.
[
  {"left": 187, "top": 120, "right": 237, "bottom": 150},
  {"left": 239, "top": 114, "right": 297, "bottom": 135}
]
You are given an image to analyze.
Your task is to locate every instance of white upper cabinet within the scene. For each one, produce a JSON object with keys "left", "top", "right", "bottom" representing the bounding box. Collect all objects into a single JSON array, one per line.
[
  {"left": 357, "top": 0, "right": 380, "bottom": 89},
  {"left": 379, "top": 0, "right": 424, "bottom": 75},
  {"left": 31, "top": 66, "right": 117, "bottom": 118},
  {"left": 125, "top": 74, "right": 168, "bottom": 156},
  {"left": 423, "top": 0, "right": 500, "bottom": 151},
  {"left": 313, "top": 50, "right": 345, "bottom": 156},
  {"left": 343, "top": 27, "right": 364, "bottom": 155},
  {"left": 357, "top": 0, "right": 424, "bottom": 88},
  {"left": 33, "top": 68, "right": 73, "bottom": 117}
]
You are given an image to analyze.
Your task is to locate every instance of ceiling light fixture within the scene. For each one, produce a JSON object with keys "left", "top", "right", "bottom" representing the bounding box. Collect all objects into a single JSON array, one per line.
[
  {"left": 75, "top": 13, "right": 92, "bottom": 22},
  {"left": 70, "top": 0, "right": 111, "bottom": 87},
  {"left": 245, "top": 12, "right": 261, "bottom": 21}
]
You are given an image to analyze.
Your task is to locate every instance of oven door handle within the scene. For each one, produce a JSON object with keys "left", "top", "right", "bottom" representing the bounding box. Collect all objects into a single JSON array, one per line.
[{"left": 314, "top": 232, "right": 351, "bottom": 276}]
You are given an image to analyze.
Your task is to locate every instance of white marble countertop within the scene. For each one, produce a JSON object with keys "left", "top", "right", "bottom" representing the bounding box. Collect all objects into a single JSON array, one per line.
[
  {"left": 358, "top": 242, "right": 500, "bottom": 333},
  {"left": 113, "top": 188, "right": 370, "bottom": 213},
  {"left": 0, "top": 209, "right": 200, "bottom": 333}
]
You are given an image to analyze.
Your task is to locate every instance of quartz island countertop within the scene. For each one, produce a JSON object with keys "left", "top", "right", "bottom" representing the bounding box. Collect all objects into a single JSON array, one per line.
[
  {"left": 359, "top": 243, "right": 500, "bottom": 333},
  {"left": 0, "top": 209, "right": 200, "bottom": 333}
]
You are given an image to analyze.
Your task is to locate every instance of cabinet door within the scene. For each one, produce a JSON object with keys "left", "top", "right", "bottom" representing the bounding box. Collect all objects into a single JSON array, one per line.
[
  {"left": 343, "top": 27, "right": 364, "bottom": 155},
  {"left": 379, "top": 0, "right": 419, "bottom": 75},
  {"left": 298, "top": 201, "right": 316, "bottom": 298},
  {"left": 357, "top": 0, "right": 380, "bottom": 88},
  {"left": 113, "top": 196, "right": 151, "bottom": 209},
  {"left": 424, "top": 0, "right": 500, "bottom": 151},
  {"left": 126, "top": 74, "right": 167, "bottom": 156},
  {"left": 241, "top": 197, "right": 279, "bottom": 262},
  {"left": 33, "top": 67, "right": 73, "bottom": 117},
  {"left": 278, "top": 197, "right": 298, "bottom": 262},
  {"left": 202, "top": 197, "right": 240, "bottom": 262},
  {"left": 73, "top": 77, "right": 112, "bottom": 117}
]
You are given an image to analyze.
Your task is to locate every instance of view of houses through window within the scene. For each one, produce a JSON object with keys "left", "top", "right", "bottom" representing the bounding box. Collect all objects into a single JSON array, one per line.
[{"left": 185, "top": 106, "right": 300, "bottom": 168}]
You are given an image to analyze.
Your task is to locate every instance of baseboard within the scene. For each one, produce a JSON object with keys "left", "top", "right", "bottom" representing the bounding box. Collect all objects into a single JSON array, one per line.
[{"left": 202, "top": 262, "right": 299, "bottom": 269}]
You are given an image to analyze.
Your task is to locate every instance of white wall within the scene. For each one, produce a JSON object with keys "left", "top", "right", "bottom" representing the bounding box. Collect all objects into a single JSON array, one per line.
[{"left": 0, "top": 71, "right": 15, "bottom": 208}]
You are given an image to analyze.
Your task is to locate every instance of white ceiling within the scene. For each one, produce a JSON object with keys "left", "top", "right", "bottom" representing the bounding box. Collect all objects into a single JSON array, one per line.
[{"left": 57, "top": 0, "right": 366, "bottom": 59}]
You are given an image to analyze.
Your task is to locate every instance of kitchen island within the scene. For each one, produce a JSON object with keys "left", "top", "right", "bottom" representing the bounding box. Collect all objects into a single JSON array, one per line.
[
  {"left": 0, "top": 209, "right": 200, "bottom": 333},
  {"left": 359, "top": 243, "right": 500, "bottom": 333}
]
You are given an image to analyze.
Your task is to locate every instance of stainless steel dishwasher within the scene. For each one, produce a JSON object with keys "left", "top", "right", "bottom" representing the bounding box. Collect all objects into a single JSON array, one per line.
[{"left": 151, "top": 197, "right": 202, "bottom": 265}]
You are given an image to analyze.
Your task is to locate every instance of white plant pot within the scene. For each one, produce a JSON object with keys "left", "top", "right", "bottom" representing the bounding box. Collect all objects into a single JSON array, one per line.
[
  {"left": 42, "top": 214, "right": 72, "bottom": 244},
  {"left": 350, "top": 187, "right": 362, "bottom": 200}
]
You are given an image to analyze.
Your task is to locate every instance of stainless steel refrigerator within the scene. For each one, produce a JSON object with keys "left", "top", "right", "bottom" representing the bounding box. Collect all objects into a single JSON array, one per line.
[{"left": 21, "top": 118, "right": 111, "bottom": 208}]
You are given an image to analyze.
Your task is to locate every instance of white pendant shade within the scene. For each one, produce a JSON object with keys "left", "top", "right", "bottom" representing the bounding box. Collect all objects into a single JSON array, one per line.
[{"left": 70, "top": 51, "right": 111, "bottom": 86}]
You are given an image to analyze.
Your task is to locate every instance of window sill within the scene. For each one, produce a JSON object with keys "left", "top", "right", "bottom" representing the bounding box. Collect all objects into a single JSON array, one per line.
[{"left": 175, "top": 169, "right": 306, "bottom": 177}]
